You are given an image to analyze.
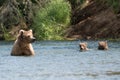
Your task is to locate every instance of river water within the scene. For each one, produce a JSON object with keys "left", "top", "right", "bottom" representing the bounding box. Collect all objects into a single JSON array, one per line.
[{"left": 0, "top": 40, "right": 120, "bottom": 80}]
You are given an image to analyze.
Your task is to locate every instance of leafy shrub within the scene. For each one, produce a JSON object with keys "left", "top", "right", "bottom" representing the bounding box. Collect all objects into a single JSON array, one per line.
[
  {"left": 68, "top": 0, "right": 85, "bottom": 10},
  {"left": 107, "top": 0, "right": 120, "bottom": 13},
  {"left": 32, "top": 0, "right": 71, "bottom": 40},
  {"left": 0, "top": 0, "right": 6, "bottom": 6},
  {"left": 0, "top": 24, "right": 15, "bottom": 41}
]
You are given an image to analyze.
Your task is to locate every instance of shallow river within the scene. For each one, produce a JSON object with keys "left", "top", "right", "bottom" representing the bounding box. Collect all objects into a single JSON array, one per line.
[{"left": 0, "top": 40, "right": 120, "bottom": 80}]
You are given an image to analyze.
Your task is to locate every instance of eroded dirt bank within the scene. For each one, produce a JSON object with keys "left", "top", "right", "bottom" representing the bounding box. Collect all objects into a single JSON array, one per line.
[{"left": 65, "top": 0, "right": 120, "bottom": 40}]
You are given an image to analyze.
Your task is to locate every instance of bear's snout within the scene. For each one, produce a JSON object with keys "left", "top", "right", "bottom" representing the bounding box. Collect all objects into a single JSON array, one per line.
[
  {"left": 31, "top": 37, "right": 36, "bottom": 42},
  {"left": 80, "top": 45, "right": 84, "bottom": 50}
]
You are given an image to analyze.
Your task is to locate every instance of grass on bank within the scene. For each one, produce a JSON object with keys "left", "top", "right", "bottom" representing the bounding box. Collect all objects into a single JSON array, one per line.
[
  {"left": 31, "top": 0, "right": 71, "bottom": 40},
  {"left": 99, "top": 0, "right": 120, "bottom": 13},
  {"left": 0, "top": 23, "right": 15, "bottom": 41}
]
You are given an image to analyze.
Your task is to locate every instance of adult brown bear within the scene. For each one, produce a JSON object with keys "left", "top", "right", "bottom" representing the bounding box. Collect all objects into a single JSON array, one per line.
[{"left": 11, "top": 29, "right": 36, "bottom": 56}]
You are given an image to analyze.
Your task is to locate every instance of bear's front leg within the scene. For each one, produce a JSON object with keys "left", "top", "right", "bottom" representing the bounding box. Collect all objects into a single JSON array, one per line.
[{"left": 25, "top": 44, "right": 35, "bottom": 56}]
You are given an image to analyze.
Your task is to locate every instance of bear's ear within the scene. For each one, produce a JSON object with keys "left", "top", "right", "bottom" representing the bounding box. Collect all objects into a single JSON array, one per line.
[
  {"left": 85, "top": 42, "right": 87, "bottom": 45},
  {"left": 19, "top": 29, "right": 24, "bottom": 37},
  {"left": 98, "top": 42, "right": 101, "bottom": 44},
  {"left": 105, "top": 41, "right": 107, "bottom": 43},
  {"left": 79, "top": 43, "right": 81, "bottom": 45},
  {"left": 19, "top": 30, "right": 24, "bottom": 39},
  {"left": 105, "top": 41, "right": 108, "bottom": 45}
]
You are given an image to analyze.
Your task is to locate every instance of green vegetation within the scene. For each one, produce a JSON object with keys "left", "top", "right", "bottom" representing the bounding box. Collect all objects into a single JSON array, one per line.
[
  {"left": 68, "top": 0, "right": 85, "bottom": 10},
  {"left": 0, "top": 24, "right": 14, "bottom": 41},
  {"left": 106, "top": 0, "right": 120, "bottom": 13},
  {"left": 68, "top": 0, "right": 84, "bottom": 5},
  {"left": 0, "top": 0, "right": 120, "bottom": 41},
  {"left": 0, "top": 0, "right": 6, "bottom": 6},
  {"left": 32, "top": 0, "right": 71, "bottom": 40}
]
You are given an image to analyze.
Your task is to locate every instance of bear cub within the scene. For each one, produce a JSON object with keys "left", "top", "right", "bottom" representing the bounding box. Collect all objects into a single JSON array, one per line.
[
  {"left": 98, "top": 41, "right": 108, "bottom": 50},
  {"left": 79, "top": 42, "right": 89, "bottom": 51},
  {"left": 11, "top": 29, "right": 36, "bottom": 56}
]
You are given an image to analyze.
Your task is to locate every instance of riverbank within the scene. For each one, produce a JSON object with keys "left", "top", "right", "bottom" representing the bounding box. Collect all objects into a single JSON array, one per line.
[
  {"left": 65, "top": 0, "right": 120, "bottom": 40},
  {"left": 0, "top": 0, "right": 120, "bottom": 40}
]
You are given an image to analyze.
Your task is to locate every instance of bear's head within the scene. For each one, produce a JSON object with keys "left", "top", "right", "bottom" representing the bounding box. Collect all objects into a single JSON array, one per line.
[
  {"left": 18, "top": 29, "right": 36, "bottom": 43},
  {"left": 79, "top": 42, "right": 88, "bottom": 51},
  {"left": 98, "top": 41, "right": 108, "bottom": 50}
]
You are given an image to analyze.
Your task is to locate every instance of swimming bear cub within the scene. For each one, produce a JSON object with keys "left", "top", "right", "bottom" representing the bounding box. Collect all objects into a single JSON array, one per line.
[
  {"left": 79, "top": 42, "right": 89, "bottom": 51},
  {"left": 98, "top": 41, "right": 108, "bottom": 50}
]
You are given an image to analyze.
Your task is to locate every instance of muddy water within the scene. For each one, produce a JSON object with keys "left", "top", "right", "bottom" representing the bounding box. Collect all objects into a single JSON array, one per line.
[{"left": 0, "top": 40, "right": 120, "bottom": 80}]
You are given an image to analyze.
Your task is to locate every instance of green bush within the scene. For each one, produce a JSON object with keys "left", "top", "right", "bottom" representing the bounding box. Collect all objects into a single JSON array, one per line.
[
  {"left": 68, "top": 0, "right": 85, "bottom": 9},
  {"left": 102, "top": 0, "right": 120, "bottom": 13},
  {"left": 0, "top": 23, "right": 15, "bottom": 41},
  {"left": 0, "top": 0, "right": 6, "bottom": 6},
  {"left": 32, "top": 0, "right": 71, "bottom": 40}
]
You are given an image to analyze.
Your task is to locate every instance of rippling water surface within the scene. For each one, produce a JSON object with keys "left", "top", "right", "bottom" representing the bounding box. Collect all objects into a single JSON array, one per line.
[{"left": 0, "top": 40, "right": 120, "bottom": 80}]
